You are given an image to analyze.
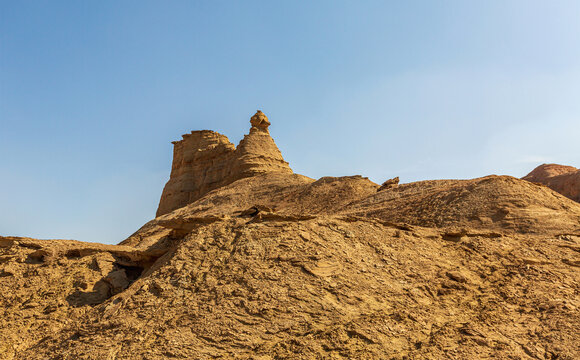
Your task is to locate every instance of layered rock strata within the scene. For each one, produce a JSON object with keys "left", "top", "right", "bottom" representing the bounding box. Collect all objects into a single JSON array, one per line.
[
  {"left": 156, "top": 111, "right": 292, "bottom": 216},
  {"left": 523, "top": 163, "right": 580, "bottom": 203}
]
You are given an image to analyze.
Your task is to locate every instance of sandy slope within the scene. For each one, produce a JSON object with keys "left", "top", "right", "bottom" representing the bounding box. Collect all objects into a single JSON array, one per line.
[{"left": 2, "top": 171, "right": 580, "bottom": 359}]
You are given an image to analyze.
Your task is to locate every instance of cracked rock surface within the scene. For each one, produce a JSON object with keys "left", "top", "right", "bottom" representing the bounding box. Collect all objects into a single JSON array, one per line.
[{"left": 1, "top": 113, "right": 579, "bottom": 359}]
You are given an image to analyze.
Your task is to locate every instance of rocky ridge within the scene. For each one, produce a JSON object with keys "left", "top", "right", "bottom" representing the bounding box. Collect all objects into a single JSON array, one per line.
[{"left": 1, "top": 112, "right": 579, "bottom": 359}]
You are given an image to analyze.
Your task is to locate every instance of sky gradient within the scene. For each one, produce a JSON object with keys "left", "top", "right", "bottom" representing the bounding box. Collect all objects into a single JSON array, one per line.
[{"left": 1, "top": 1, "right": 579, "bottom": 244}]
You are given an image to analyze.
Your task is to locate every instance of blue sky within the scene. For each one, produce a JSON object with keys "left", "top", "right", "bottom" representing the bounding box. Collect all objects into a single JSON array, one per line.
[{"left": 1, "top": 1, "right": 579, "bottom": 244}]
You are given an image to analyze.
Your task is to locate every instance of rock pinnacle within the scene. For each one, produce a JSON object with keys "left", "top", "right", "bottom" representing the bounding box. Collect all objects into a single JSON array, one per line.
[{"left": 250, "top": 110, "right": 271, "bottom": 132}]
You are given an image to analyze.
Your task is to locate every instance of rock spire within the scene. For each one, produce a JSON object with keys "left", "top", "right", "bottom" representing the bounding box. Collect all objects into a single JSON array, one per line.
[{"left": 156, "top": 111, "right": 292, "bottom": 216}]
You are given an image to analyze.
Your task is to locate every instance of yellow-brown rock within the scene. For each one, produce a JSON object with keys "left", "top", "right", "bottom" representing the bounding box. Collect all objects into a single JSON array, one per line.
[
  {"left": 156, "top": 111, "right": 292, "bottom": 216},
  {"left": 2, "top": 116, "right": 580, "bottom": 359},
  {"left": 249, "top": 109, "right": 271, "bottom": 130},
  {"left": 523, "top": 163, "right": 580, "bottom": 203}
]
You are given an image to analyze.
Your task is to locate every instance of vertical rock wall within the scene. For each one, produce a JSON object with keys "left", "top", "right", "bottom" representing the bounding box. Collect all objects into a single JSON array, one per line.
[{"left": 156, "top": 111, "right": 292, "bottom": 216}]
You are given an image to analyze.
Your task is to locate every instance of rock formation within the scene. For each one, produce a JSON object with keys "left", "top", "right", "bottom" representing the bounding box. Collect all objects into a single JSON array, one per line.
[
  {"left": 156, "top": 110, "right": 292, "bottom": 216},
  {"left": 2, "top": 115, "right": 580, "bottom": 359},
  {"left": 377, "top": 176, "right": 399, "bottom": 191},
  {"left": 523, "top": 163, "right": 580, "bottom": 203}
]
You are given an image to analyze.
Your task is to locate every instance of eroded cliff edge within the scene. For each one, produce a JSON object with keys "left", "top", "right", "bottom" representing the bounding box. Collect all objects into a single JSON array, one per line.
[{"left": 156, "top": 110, "right": 292, "bottom": 216}]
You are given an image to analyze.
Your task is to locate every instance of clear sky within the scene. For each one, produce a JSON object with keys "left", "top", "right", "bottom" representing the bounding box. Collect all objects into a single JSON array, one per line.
[{"left": 1, "top": 1, "right": 579, "bottom": 244}]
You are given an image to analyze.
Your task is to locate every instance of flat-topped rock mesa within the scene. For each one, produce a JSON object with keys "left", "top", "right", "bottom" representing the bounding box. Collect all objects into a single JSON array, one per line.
[
  {"left": 523, "top": 163, "right": 580, "bottom": 203},
  {"left": 156, "top": 111, "right": 292, "bottom": 216}
]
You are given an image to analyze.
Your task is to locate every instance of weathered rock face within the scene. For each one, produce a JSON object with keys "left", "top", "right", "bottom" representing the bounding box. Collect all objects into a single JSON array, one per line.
[
  {"left": 235, "top": 119, "right": 291, "bottom": 178},
  {"left": 3, "top": 120, "right": 580, "bottom": 359},
  {"left": 523, "top": 163, "right": 580, "bottom": 203},
  {"left": 156, "top": 131, "right": 236, "bottom": 216},
  {"left": 156, "top": 111, "right": 292, "bottom": 216}
]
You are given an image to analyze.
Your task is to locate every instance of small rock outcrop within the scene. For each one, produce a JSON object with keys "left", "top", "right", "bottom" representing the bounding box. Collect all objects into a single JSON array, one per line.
[
  {"left": 523, "top": 164, "right": 580, "bottom": 203},
  {"left": 156, "top": 111, "right": 292, "bottom": 216},
  {"left": 378, "top": 176, "right": 399, "bottom": 192}
]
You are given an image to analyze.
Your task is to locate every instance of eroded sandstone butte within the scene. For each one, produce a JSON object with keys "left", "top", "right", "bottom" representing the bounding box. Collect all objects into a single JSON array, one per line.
[
  {"left": 1, "top": 111, "right": 580, "bottom": 359},
  {"left": 156, "top": 110, "right": 292, "bottom": 216},
  {"left": 523, "top": 163, "right": 580, "bottom": 203}
]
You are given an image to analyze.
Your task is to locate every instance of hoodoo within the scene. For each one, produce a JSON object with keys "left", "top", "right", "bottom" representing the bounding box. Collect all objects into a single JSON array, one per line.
[{"left": 156, "top": 110, "right": 292, "bottom": 216}]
